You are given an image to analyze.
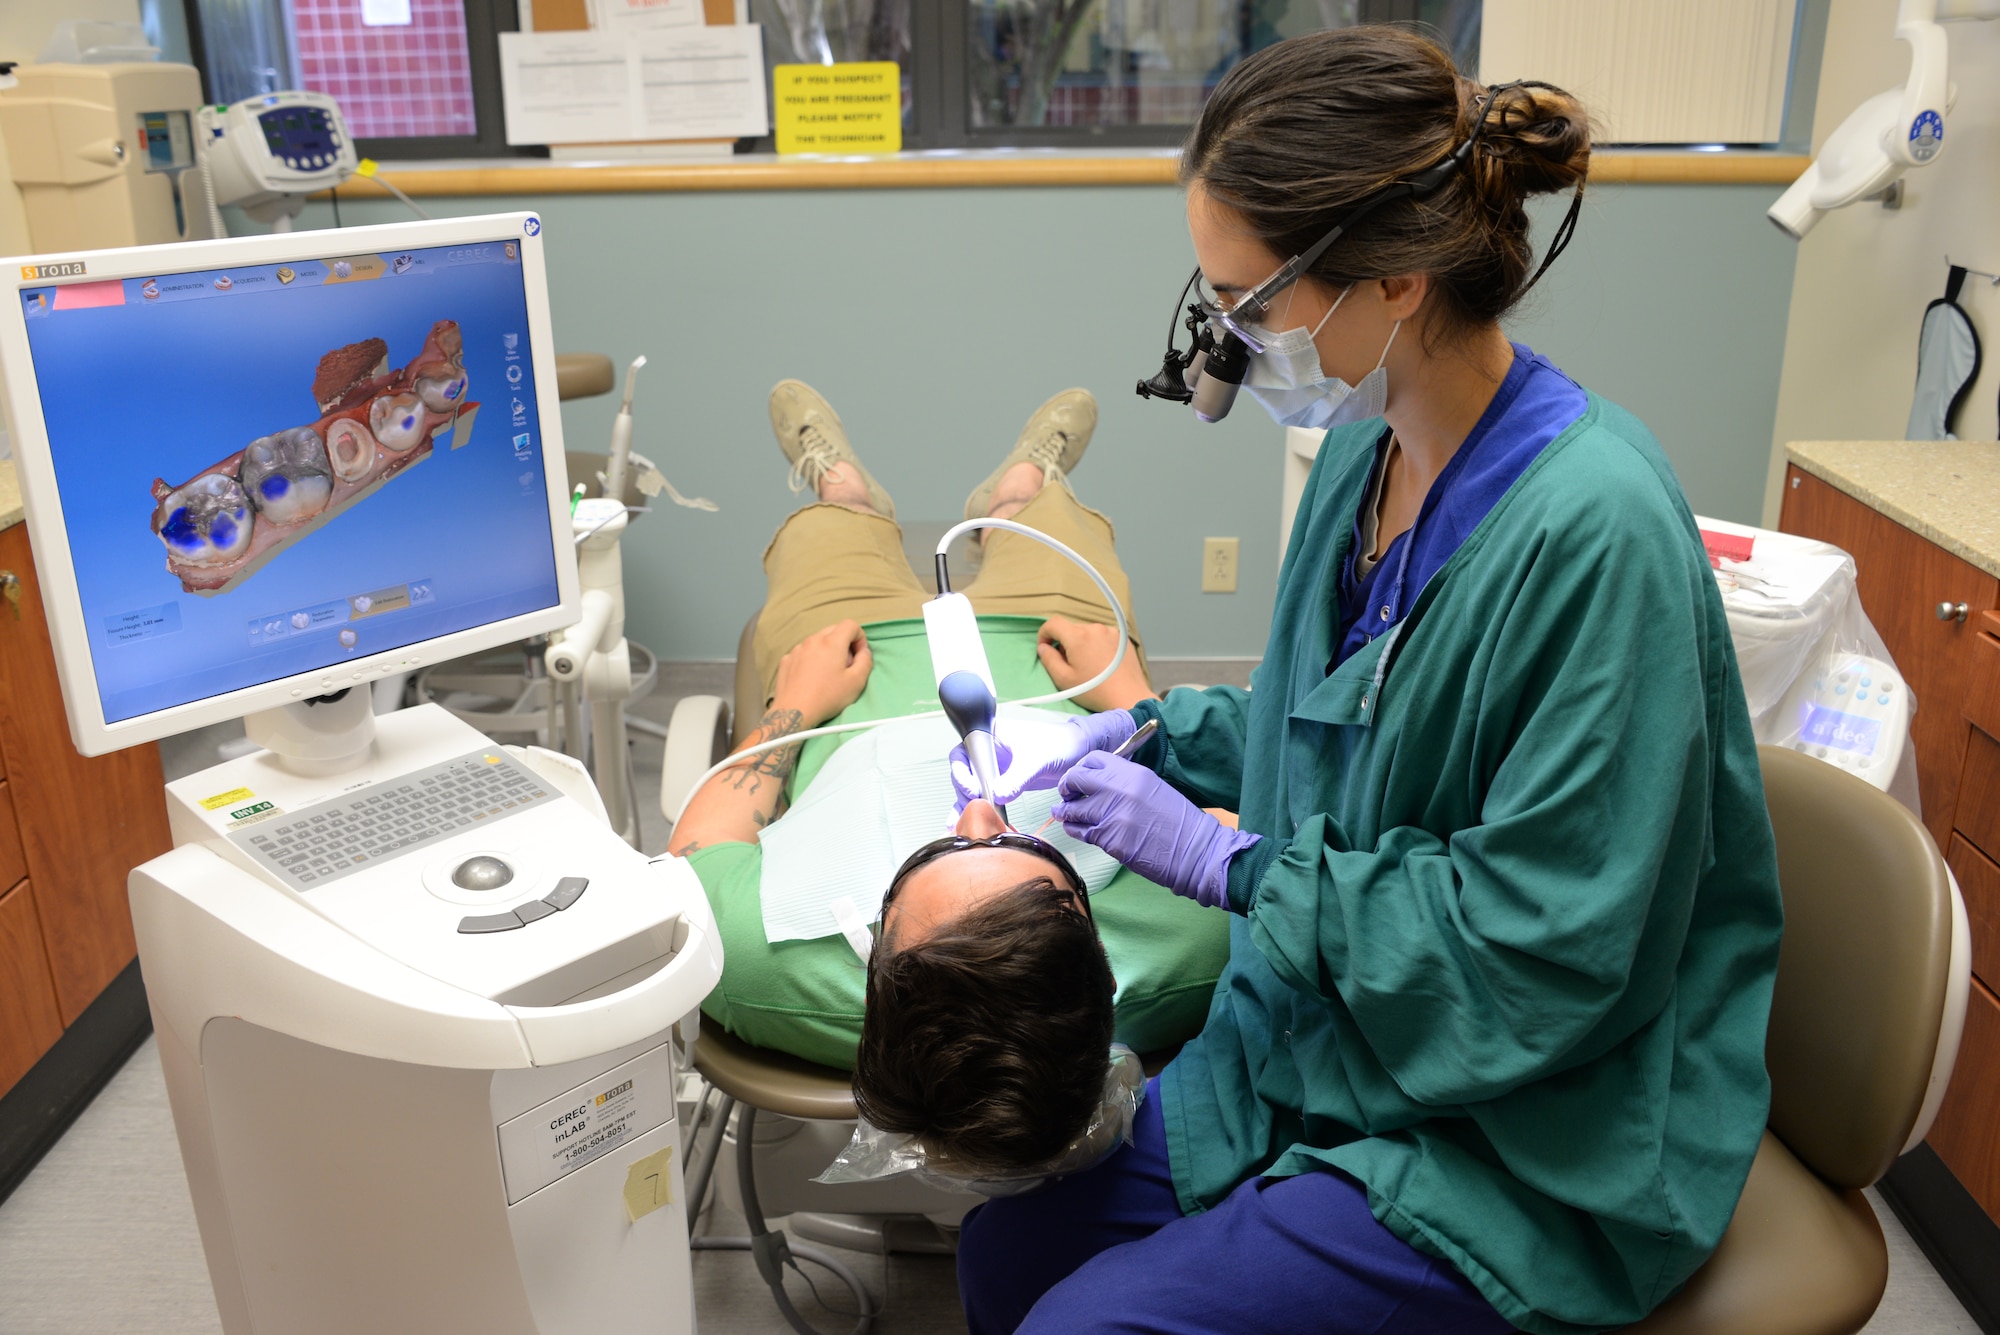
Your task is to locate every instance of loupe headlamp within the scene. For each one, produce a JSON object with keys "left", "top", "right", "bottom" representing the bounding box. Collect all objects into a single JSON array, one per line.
[{"left": 1138, "top": 83, "right": 1578, "bottom": 423}]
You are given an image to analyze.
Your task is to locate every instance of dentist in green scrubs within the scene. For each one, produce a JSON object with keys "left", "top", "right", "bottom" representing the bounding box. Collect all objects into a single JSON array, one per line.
[{"left": 948, "top": 24, "right": 1784, "bottom": 1335}]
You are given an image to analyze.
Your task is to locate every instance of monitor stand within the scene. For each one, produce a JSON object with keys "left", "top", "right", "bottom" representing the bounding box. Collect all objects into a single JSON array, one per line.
[{"left": 242, "top": 689, "right": 376, "bottom": 777}]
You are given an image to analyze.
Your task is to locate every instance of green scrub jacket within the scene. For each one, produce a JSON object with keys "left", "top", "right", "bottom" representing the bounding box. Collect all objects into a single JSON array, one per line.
[{"left": 1128, "top": 396, "right": 1784, "bottom": 1335}]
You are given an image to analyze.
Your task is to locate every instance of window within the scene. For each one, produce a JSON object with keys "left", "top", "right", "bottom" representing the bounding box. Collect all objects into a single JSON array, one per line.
[
  {"left": 182, "top": 0, "right": 1798, "bottom": 162},
  {"left": 187, "top": 0, "right": 528, "bottom": 158},
  {"left": 740, "top": 1, "right": 1472, "bottom": 151},
  {"left": 750, "top": 0, "right": 915, "bottom": 137},
  {"left": 289, "top": 0, "right": 477, "bottom": 139}
]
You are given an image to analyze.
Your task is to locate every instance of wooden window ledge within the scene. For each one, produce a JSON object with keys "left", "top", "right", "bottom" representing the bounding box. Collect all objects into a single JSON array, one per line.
[{"left": 322, "top": 149, "right": 1808, "bottom": 199}]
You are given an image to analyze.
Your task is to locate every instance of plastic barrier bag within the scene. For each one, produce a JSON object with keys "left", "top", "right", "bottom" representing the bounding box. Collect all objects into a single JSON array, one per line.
[
  {"left": 1696, "top": 517, "right": 1921, "bottom": 814},
  {"left": 815, "top": 1045, "right": 1145, "bottom": 1198}
]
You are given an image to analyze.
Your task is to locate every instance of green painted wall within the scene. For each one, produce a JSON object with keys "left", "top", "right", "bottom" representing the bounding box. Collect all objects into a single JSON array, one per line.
[{"left": 298, "top": 177, "right": 1796, "bottom": 660}]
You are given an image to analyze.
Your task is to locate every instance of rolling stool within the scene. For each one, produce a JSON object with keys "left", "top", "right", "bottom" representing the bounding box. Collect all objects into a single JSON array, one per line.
[{"left": 683, "top": 1027, "right": 879, "bottom": 1335}]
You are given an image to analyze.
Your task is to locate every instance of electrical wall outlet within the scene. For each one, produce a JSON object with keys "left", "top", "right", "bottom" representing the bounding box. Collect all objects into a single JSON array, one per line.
[{"left": 1202, "top": 537, "right": 1239, "bottom": 593}]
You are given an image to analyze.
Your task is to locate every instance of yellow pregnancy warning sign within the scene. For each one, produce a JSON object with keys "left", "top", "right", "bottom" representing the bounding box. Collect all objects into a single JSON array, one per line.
[{"left": 774, "top": 62, "right": 901, "bottom": 155}]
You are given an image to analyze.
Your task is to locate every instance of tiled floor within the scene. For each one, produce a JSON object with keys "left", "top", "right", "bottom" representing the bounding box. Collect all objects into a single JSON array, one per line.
[
  {"left": 0, "top": 1031, "right": 1984, "bottom": 1335},
  {"left": 4, "top": 662, "right": 1984, "bottom": 1334}
]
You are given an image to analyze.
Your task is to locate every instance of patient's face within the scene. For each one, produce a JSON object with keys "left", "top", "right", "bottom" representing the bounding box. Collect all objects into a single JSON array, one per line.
[{"left": 882, "top": 800, "right": 1075, "bottom": 946}]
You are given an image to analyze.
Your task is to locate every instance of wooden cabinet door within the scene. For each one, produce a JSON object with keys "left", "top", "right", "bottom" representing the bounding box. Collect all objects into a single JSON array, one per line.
[
  {"left": 0, "top": 523, "right": 172, "bottom": 1025},
  {"left": 0, "top": 783, "right": 25, "bottom": 893},
  {"left": 1927, "top": 975, "right": 2000, "bottom": 1226},
  {"left": 1779, "top": 467, "right": 2000, "bottom": 847},
  {"left": 0, "top": 880, "right": 64, "bottom": 1097}
]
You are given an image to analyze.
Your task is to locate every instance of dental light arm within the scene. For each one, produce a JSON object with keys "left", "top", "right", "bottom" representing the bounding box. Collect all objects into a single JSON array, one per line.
[
  {"left": 667, "top": 517, "right": 1129, "bottom": 825},
  {"left": 1769, "top": 0, "right": 1998, "bottom": 240},
  {"left": 547, "top": 590, "right": 613, "bottom": 679}
]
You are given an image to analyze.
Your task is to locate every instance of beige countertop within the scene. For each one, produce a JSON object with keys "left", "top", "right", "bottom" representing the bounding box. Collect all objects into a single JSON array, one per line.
[
  {"left": 0, "top": 459, "right": 19, "bottom": 534},
  {"left": 1787, "top": 440, "right": 2000, "bottom": 580}
]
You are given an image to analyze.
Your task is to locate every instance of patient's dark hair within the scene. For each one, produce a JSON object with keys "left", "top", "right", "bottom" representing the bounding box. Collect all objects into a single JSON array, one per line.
[{"left": 853, "top": 878, "right": 1115, "bottom": 1177}]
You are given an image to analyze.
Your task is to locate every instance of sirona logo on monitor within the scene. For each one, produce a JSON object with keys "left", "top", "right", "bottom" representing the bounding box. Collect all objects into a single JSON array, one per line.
[{"left": 21, "top": 261, "right": 86, "bottom": 280}]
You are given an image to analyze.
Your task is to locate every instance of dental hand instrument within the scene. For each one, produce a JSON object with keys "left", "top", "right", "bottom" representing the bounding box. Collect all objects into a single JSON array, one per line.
[
  {"left": 601, "top": 355, "right": 645, "bottom": 503},
  {"left": 1034, "top": 719, "right": 1158, "bottom": 834}
]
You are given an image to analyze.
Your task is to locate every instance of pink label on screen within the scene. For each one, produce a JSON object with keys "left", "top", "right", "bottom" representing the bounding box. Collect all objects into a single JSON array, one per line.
[{"left": 51, "top": 281, "right": 126, "bottom": 310}]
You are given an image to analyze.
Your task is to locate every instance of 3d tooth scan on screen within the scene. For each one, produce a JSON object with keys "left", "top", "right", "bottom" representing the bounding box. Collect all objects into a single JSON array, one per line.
[
  {"left": 19, "top": 241, "right": 559, "bottom": 725},
  {"left": 147, "top": 318, "right": 477, "bottom": 593}
]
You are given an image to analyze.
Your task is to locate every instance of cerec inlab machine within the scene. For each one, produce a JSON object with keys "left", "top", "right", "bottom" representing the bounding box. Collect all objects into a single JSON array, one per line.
[{"left": 0, "top": 214, "right": 722, "bottom": 1333}]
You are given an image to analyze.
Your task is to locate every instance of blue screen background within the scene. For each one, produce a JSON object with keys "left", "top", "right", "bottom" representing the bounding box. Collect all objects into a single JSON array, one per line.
[{"left": 23, "top": 241, "right": 560, "bottom": 723}]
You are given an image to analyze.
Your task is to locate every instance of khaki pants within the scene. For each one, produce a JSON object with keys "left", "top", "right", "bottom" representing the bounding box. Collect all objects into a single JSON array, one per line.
[{"left": 754, "top": 483, "right": 1144, "bottom": 701}]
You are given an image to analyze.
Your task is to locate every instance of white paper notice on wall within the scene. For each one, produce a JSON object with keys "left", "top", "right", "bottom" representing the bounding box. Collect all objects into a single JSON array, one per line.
[
  {"left": 360, "top": 0, "right": 413, "bottom": 25},
  {"left": 499, "top": 25, "right": 769, "bottom": 146}
]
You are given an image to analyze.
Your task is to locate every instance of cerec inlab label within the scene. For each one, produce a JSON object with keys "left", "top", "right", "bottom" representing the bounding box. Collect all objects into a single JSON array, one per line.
[{"left": 495, "top": 1042, "right": 676, "bottom": 1204}]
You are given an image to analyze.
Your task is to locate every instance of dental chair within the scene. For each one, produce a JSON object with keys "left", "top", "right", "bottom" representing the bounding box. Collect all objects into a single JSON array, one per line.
[
  {"left": 1627, "top": 744, "right": 1970, "bottom": 1335},
  {"left": 662, "top": 614, "right": 976, "bottom": 1335}
]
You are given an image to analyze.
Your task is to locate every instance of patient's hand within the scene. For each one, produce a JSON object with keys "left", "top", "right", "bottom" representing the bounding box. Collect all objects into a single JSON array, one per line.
[
  {"left": 1037, "top": 617, "right": 1156, "bottom": 712},
  {"left": 772, "top": 619, "right": 874, "bottom": 727}
]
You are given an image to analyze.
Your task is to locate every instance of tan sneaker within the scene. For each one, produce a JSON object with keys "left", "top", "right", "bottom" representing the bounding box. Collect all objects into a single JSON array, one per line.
[
  {"left": 963, "top": 388, "right": 1097, "bottom": 522},
  {"left": 768, "top": 379, "right": 895, "bottom": 519}
]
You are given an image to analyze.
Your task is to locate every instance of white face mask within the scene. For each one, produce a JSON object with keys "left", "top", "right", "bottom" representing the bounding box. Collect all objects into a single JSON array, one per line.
[{"left": 1243, "top": 284, "right": 1401, "bottom": 431}]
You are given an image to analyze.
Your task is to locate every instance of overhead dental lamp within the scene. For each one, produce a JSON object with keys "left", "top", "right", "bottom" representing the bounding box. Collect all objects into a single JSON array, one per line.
[{"left": 1769, "top": 0, "right": 2000, "bottom": 240}]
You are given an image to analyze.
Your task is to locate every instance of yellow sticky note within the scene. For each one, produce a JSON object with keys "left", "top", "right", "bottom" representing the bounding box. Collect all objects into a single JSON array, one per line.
[
  {"left": 200, "top": 787, "right": 255, "bottom": 811},
  {"left": 773, "top": 62, "right": 902, "bottom": 156},
  {"left": 622, "top": 1147, "right": 675, "bottom": 1223}
]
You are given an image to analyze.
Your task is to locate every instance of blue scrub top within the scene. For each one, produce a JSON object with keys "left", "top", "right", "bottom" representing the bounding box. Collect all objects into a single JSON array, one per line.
[{"left": 1334, "top": 343, "right": 1588, "bottom": 668}]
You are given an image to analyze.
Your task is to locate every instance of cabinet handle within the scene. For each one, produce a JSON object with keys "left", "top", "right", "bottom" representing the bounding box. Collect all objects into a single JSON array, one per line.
[
  {"left": 0, "top": 571, "right": 18, "bottom": 621},
  {"left": 1936, "top": 600, "right": 1969, "bottom": 623}
]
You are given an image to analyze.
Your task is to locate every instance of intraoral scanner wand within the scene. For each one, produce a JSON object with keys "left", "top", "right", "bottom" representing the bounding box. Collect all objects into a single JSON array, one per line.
[{"left": 939, "top": 668, "right": 1006, "bottom": 821}]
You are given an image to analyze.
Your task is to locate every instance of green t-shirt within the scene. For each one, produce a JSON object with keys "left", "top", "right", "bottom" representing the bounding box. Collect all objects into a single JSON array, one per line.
[{"left": 688, "top": 615, "right": 1232, "bottom": 1071}]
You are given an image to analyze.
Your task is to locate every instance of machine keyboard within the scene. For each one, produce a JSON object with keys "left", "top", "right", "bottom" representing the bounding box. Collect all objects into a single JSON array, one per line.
[{"left": 228, "top": 748, "right": 558, "bottom": 893}]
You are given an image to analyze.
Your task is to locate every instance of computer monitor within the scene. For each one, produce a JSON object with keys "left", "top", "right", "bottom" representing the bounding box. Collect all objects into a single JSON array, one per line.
[{"left": 0, "top": 213, "right": 580, "bottom": 756}]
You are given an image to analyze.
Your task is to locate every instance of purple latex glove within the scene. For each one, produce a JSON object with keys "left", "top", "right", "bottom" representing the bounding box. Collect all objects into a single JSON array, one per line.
[
  {"left": 1054, "top": 752, "right": 1260, "bottom": 909},
  {"left": 950, "top": 708, "right": 1136, "bottom": 810}
]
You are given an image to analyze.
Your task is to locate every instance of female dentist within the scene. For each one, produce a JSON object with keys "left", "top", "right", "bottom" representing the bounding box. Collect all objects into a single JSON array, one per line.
[{"left": 949, "top": 25, "right": 1784, "bottom": 1335}]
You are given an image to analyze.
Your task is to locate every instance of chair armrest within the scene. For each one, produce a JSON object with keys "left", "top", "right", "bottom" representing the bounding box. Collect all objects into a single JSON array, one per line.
[{"left": 661, "top": 694, "right": 731, "bottom": 825}]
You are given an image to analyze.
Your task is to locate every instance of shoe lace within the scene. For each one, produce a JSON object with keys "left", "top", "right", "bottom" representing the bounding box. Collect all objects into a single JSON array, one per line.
[
  {"left": 786, "top": 419, "right": 841, "bottom": 495},
  {"left": 1024, "top": 426, "right": 1071, "bottom": 482}
]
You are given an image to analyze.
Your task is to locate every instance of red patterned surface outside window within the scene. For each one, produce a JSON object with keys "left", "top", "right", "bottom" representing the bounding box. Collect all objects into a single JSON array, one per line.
[{"left": 291, "top": 0, "right": 478, "bottom": 140}]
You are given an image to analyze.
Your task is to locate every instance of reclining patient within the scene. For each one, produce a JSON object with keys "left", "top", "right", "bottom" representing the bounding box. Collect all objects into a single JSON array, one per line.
[{"left": 668, "top": 380, "right": 1230, "bottom": 1174}]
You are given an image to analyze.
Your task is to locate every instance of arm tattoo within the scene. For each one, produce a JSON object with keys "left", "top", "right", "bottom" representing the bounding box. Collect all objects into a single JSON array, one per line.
[
  {"left": 727, "top": 708, "right": 807, "bottom": 794},
  {"left": 670, "top": 707, "right": 809, "bottom": 853}
]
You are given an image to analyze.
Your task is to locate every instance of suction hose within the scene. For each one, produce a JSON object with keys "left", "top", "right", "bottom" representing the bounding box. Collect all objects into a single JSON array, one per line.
[{"left": 669, "top": 516, "right": 1127, "bottom": 823}]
